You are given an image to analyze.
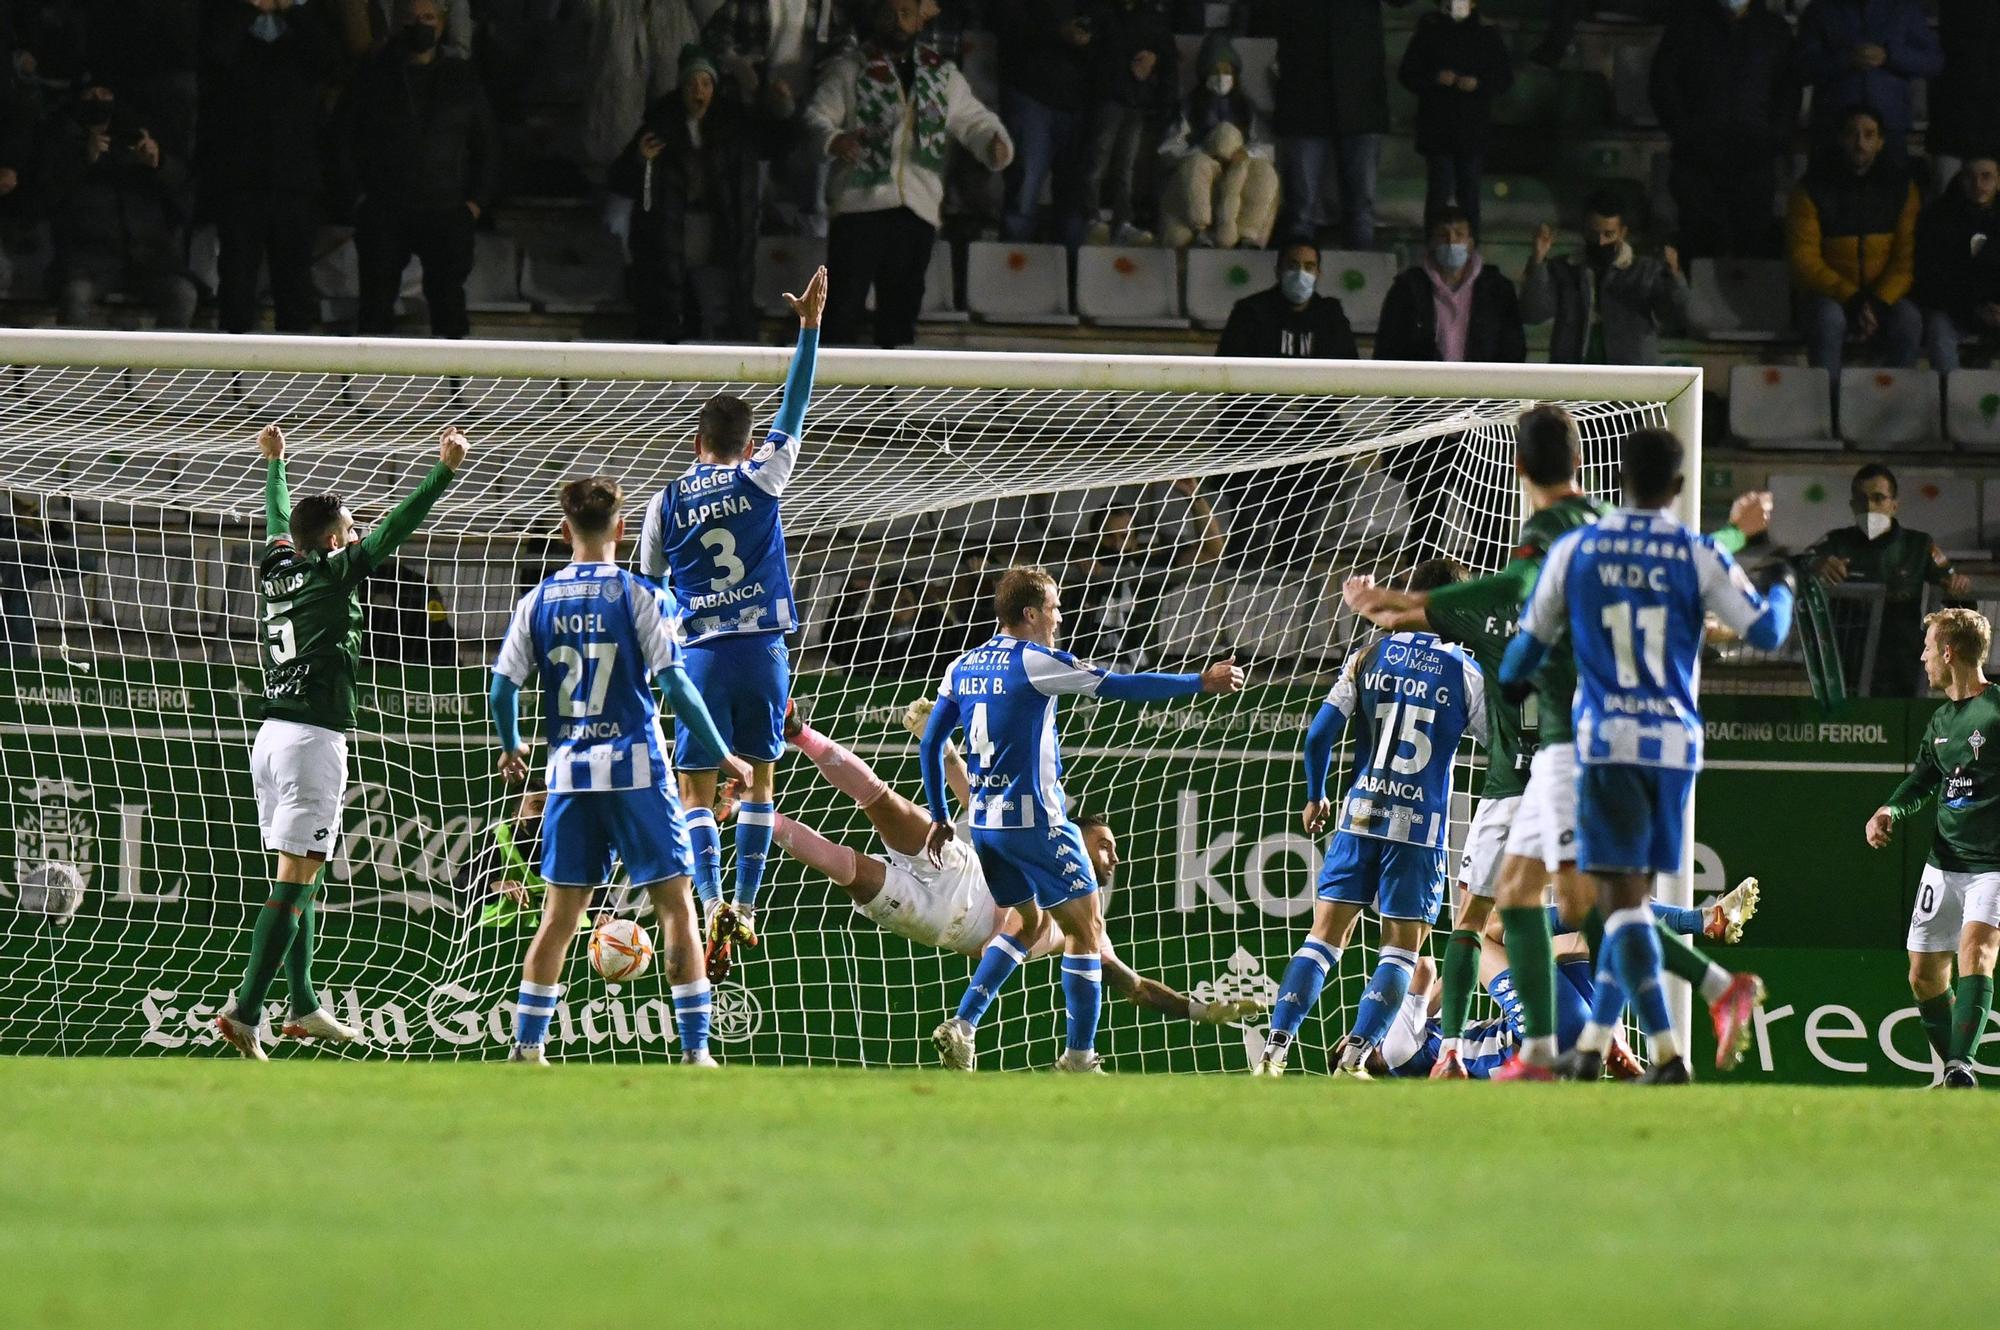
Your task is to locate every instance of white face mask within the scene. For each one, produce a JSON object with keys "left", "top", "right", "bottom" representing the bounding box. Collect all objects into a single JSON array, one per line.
[
  {"left": 1861, "top": 510, "right": 1893, "bottom": 540},
  {"left": 1447, "top": 0, "right": 1473, "bottom": 19},
  {"left": 1206, "top": 72, "right": 1234, "bottom": 95}
]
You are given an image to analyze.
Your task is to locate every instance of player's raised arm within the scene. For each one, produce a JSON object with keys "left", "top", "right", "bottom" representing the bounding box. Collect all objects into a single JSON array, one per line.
[
  {"left": 1499, "top": 528, "right": 1582, "bottom": 700},
  {"left": 1344, "top": 575, "right": 1431, "bottom": 633},
  {"left": 258, "top": 424, "right": 291, "bottom": 542},
  {"left": 1300, "top": 657, "right": 1359, "bottom": 835},
  {"left": 352, "top": 425, "right": 468, "bottom": 575},
  {"left": 1695, "top": 538, "right": 1795, "bottom": 651},
  {"left": 741, "top": 265, "right": 827, "bottom": 500},
  {"left": 1023, "top": 644, "right": 1245, "bottom": 704}
]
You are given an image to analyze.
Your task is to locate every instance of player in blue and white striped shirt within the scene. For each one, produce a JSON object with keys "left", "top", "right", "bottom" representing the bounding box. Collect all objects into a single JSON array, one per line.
[
  {"left": 639, "top": 266, "right": 826, "bottom": 966},
  {"left": 1503, "top": 427, "right": 1793, "bottom": 1082},
  {"left": 492, "top": 477, "right": 753, "bottom": 1065},
  {"left": 918, "top": 566, "right": 1244, "bottom": 1072}
]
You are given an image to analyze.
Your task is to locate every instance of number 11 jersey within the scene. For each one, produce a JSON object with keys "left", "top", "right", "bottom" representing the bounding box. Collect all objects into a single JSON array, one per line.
[{"left": 493, "top": 562, "right": 682, "bottom": 792}]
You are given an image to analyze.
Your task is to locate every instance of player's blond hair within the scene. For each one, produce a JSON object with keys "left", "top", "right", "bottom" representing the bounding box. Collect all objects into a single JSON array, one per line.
[
  {"left": 1925, "top": 607, "right": 1991, "bottom": 663},
  {"left": 995, "top": 566, "right": 1059, "bottom": 627}
]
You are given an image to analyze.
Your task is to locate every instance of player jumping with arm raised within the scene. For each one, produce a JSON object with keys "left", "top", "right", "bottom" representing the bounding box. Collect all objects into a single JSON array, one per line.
[
  {"left": 491, "top": 477, "right": 753, "bottom": 1066},
  {"left": 770, "top": 701, "right": 1267, "bottom": 1034},
  {"left": 640, "top": 265, "right": 827, "bottom": 973},
  {"left": 1501, "top": 426, "right": 1793, "bottom": 1081},
  {"left": 1866, "top": 608, "right": 2000, "bottom": 1089},
  {"left": 214, "top": 423, "right": 465, "bottom": 1060},
  {"left": 918, "top": 567, "right": 1245, "bottom": 1073},
  {"left": 1257, "top": 558, "right": 1485, "bottom": 1077}
]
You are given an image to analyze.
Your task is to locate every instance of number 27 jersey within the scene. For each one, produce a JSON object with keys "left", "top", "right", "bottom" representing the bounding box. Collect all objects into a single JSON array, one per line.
[
  {"left": 492, "top": 562, "right": 682, "bottom": 793},
  {"left": 1329, "top": 631, "right": 1485, "bottom": 848},
  {"left": 640, "top": 428, "right": 800, "bottom": 645}
]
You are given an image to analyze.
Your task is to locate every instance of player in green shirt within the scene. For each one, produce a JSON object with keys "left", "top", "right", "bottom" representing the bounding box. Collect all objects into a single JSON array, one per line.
[
  {"left": 1347, "top": 406, "right": 1769, "bottom": 1077},
  {"left": 214, "top": 423, "right": 466, "bottom": 1061},
  {"left": 1866, "top": 607, "right": 2000, "bottom": 1088},
  {"left": 1808, "top": 463, "right": 1971, "bottom": 697}
]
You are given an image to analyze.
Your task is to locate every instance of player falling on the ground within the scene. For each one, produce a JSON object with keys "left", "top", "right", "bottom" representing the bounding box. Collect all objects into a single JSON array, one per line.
[
  {"left": 1502, "top": 426, "right": 1793, "bottom": 1083},
  {"left": 770, "top": 701, "right": 1266, "bottom": 1054},
  {"left": 214, "top": 422, "right": 465, "bottom": 1060},
  {"left": 492, "top": 477, "right": 754, "bottom": 1066},
  {"left": 1865, "top": 608, "right": 2000, "bottom": 1089},
  {"left": 919, "top": 566, "right": 1245, "bottom": 1073},
  {"left": 1347, "top": 404, "right": 1768, "bottom": 1080},
  {"left": 1257, "top": 558, "right": 1485, "bottom": 1078},
  {"left": 640, "top": 265, "right": 827, "bottom": 974}
]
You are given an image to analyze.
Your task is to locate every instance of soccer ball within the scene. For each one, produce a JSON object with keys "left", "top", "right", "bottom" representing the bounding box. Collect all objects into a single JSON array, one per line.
[
  {"left": 14, "top": 862, "right": 86, "bottom": 925},
  {"left": 589, "top": 917, "right": 653, "bottom": 982}
]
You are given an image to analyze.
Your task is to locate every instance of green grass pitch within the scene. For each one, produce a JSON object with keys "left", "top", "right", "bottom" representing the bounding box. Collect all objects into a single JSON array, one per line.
[{"left": 3, "top": 1061, "right": 1994, "bottom": 1329}]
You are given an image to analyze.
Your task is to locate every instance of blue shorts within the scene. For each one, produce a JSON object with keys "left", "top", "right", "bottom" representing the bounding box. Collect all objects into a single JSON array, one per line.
[
  {"left": 970, "top": 823, "right": 1099, "bottom": 910},
  {"left": 1316, "top": 832, "right": 1448, "bottom": 923},
  {"left": 675, "top": 633, "right": 790, "bottom": 768},
  {"left": 1575, "top": 763, "right": 1693, "bottom": 877},
  {"left": 540, "top": 785, "right": 694, "bottom": 888}
]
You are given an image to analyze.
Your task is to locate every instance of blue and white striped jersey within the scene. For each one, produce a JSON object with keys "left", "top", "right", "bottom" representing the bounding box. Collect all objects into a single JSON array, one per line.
[
  {"left": 492, "top": 562, "right": 681, "bottom": 793},
  {"left": 1521, "top": 509, "right": 1775, "bottom": 770},
  {"left": 638, "top": 430, "right": 799, "bottom": 645},
  {"left": 1325, "top": 631, "right": 1485, "bottom": 848},
  {"left": 937, "top": 635, "right": 1108, "bottom": 831}
]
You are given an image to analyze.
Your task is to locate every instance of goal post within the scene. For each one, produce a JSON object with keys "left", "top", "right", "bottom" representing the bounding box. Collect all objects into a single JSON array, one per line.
[{"left": 0, "top": 329, "right": 1700, "bottom": 1067}]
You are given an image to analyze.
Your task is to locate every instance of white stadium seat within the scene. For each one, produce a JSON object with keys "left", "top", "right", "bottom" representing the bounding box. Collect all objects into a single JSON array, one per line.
[
  {"left": 1076, "top": 246, "right": 1189, "bottom": 329},
  {"left": 754, "top": 236, "right": 829, "bottom": 317},
  {"left": 1946, "top": 369, "right": 2000, "bottom": 451},
  {"left": 1315, "top": 249, "right": 1399, "bottom": 336},
  {"left": 1685, "top": 258, "right": 1791, "bottom": 342},
  {"left": 467, "top": 233, "right": 530, "bottom": 313},
  {"left": 965, "top": 241, "right": 1077, "bottom": 326},
  {"left": 520, "top": 230, "right": 628, "bottom": 313},
  {"left": 1728, "top": 365, "right": 1833, "bottom": 450},
  {"left": 1184, "top": 247, "right": 1273, "bottom": 330},
  {"left": 1839, "top": 368, "right": 1940, "bottom": 449}
]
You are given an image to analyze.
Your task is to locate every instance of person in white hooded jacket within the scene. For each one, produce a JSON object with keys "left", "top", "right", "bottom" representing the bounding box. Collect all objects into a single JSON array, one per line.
[{"left": 803, "top": 0, "right": 1011, "bottom": 347}]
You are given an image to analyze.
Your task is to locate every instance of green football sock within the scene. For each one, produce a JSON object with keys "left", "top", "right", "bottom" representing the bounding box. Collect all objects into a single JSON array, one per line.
[
  {"left": 1499, "top": 906, "right": 1557, "bottom": 1041},
  {"left": 1949, "top": 974, "right": 1993, "bottom": 1063},
  {"left": 1581, "top": 907, "right": 1605, "bottom": 962},
  {"left": 284, "top": 871, "right": 326, "bottom": 1018},
  {"left": 1917, "top": 991, "right": 1956, "bottom": 1060},
  {"left": 233, "top": 879, "right": 315, "bottom": 1024},
  {"left": 1655, "top": 922, "right": 1732, "bottom": 1002},
  {"left": 1438, "top": 929, "right": 1482, "bottom": 1039}
]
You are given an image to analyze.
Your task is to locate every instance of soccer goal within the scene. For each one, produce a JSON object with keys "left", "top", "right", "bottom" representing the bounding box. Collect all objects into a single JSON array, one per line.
[{"left": 0, "top": 329, "right": 1699, "bottom": 1070}]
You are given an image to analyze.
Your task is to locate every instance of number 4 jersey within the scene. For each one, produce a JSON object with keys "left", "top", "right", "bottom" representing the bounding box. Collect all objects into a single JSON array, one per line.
[
  {"left": 493, "top": 562, "right": 683, "bottom": 792},
  {"left": 1325, "top": 631, "right": 1485, "bottom": 847},
  {"left": 639, "top": 428, "right": 799, "bottom": 644}
]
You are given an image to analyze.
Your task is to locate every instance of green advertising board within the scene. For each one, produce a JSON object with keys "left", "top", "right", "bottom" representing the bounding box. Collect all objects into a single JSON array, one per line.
[{"left": 0, "top": 661, "right": 1970, "bottom": 1083}]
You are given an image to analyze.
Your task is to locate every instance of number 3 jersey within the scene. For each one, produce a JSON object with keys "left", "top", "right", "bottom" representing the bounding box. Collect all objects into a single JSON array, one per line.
[
  {"left": 493, "top": 562, "right": 683, "bottom": 792},
  {"left": 639, "top": 428, "right": 799, "bottom": 644},
  {"left": 1522, "top": 509, "right": 1773, "bottom": 770},
  {"left": 1327, "top": 631, "right": 1485, "bottom": 848}
]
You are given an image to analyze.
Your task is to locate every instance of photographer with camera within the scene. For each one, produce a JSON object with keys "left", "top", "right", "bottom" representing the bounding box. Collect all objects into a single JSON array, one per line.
[{"left": 46, "top": 83, "right": 198, "bottom": 329}]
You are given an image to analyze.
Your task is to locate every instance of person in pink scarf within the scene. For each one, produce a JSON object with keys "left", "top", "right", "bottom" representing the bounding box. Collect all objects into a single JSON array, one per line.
[{"left": 1373, "top": 204, "right": 1525, "bottom": 363}]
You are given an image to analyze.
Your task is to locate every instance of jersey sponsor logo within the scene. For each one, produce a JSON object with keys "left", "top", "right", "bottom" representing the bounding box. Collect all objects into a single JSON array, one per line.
[{"left": 1973, "top": 731, "right": 1987, "bottom": 758}]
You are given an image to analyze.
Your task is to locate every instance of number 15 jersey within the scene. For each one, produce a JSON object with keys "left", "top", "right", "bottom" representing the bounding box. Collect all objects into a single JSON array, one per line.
[
  {"left": 640, "top": 428, "right": 800, "bottom": 644},
  {"left": 493, "top": 562, "right": 682, "bottom": 793},
  {"left": 1328, "top": 631, "right": 1485, "bottom": 848}
]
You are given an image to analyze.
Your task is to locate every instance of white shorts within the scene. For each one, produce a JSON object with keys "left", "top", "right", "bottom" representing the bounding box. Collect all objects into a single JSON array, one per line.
[
  {"left": 862, "top": 839, "right": 1003, "bottom": 955},
  {"left": 1380, "top": 988, "right": 1432, "bottom": 1073},
  {"left": 1504, "top": 745, "right": 1578, "bottom": 872},
  {"left": 250, "top": 719, "right": 348, "bottom": 858},
  {"left": 1906, "top": 864, "right": 2000, "bottom": 953},
  {"left": 1459, "top": 795, "right": 1521, "bottom": 898}
]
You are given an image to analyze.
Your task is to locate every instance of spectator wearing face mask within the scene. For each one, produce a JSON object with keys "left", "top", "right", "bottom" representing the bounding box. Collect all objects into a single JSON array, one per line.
[
  {"left": 1807, "top": 462, "right": 1971, "bottom": 697},
  {"left": 1915, "top": 152, "right": 2000, "bottom": 376},
  {"left": 337, "top": 0, "right": 500, "bottom": 338},
  {"left": 1154, "top": 31, "right": 1278, "bottom": 250},
  {"left": 1520, "top": 188, "right": 1687, "bottom": 366},
  {"left": 1374, "top": 204, "right": 1523, "bottom": 362},
  {"left": 1215, "top": 236, "right": 1358, "bottom": 358},
  {"left": 1397, "top": 0, "right": 1511, "bottom": 240}
]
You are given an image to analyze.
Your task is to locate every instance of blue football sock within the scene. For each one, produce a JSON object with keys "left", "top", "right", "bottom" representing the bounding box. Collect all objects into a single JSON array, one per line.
[
  {"left": 514, "top": 980, "right": 560, "bottom": 1048},
  {"left": 1545, "top": 905, "right": 1577, "bottom": 937},
  {"left": 1486, "top": 967, "right": 1525, "bottom": 1034},
  {"left": 955, "top": 932, "right": 1028, "bottom": 1027},
  {"left": 686, "top": 809, "right": 722, "bottom": 908},
  {"left": 1650, "top": 902, "right": 1704, "bottom": 935},
  {"left": 1351, "top": 946, "right": 1418, "bottom": 1047},
  {"left": 734, "top": 801, "right": 775, "bottom": 910},
  {"left": 1554, "top": 962, "right": 1591, "bottom": 1051},
  {"left": 1558, "top": 956, "right": 1596, "bottom": 1006},
  {"left": 672, "top": 979, "right": 712, "bottom": 1054},
  {"left": 1607, "top": 907, "right": 1675, "bottom": 1047},
  {"left": 1060, "top": 953, "right": 1104, "bottom": 1052},
  {"left": 1269, "top": 938, "right": 1341, "bottom": 1041}
]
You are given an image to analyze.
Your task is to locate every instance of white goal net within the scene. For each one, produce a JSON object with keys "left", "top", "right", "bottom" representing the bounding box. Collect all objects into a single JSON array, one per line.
[{"left": 0, "top": 332, "right": 1696, "bottom": 1070}]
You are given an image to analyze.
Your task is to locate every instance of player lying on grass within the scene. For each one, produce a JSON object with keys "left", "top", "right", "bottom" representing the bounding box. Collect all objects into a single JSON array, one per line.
[
  {"left": 640, "top": 266, "right": 827, "bottom": 974},
  {"left": 1502, "top": 426, "right": 1792, "bottom": 1082},
  {"left": 216, "top": 422, "right": 465, "bottom": 1060},
  {"left": 1346, "top": 406, "right": 1770, "bottom": 1079},
  {"left": 1866, "top": 608, "right": 2000, "bottom": 1089},
  {"left": 920, "top": 566, "right": 1246, "bottom": 1073},
  {"left": 1257, "top": 558, "right": 1484, "bottom": 1078},
  {"left": 492, "top": 477, "right": 753, "bottom": 1066},
  {"left": 770, "top": 701, "right": 1266, "bottom": 1052}
]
